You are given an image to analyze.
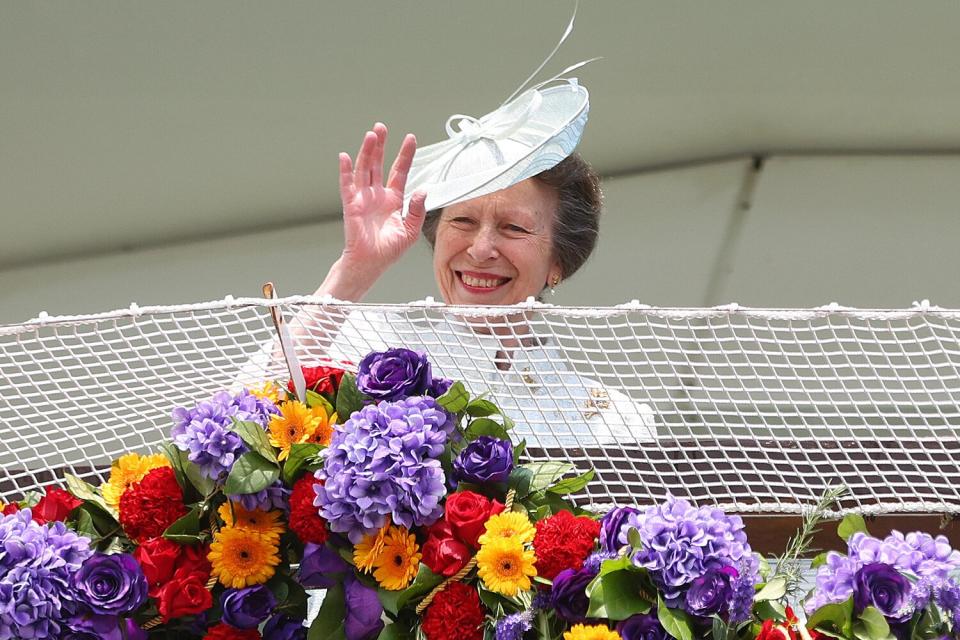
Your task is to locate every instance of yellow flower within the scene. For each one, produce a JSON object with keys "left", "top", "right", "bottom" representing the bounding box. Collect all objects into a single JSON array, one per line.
[
  {"left": 475, "top": 536, "right": 537, "bottom": 597},
  {"left": 354, "top": 520, "right": 390, "bottom": 573},
  {"left": 248, "top": 380, "right": 283, "bottom": 404},
  {"left": 101, "top": 452, "right": 170, "bottom": 508},
  {"left": 478, "top": 511, "right": 535, "bottom": 546},
  {"left": 217, "top": 502, "right": 284, "bottom": 542},
  {"left": 372, "top": 525, "right": 421, "bottom": 591},
  {"left": 267, "top": 401, "right": 334, "bottom": 460},
  {"left": 208, "top": 526, "right": 280, "bottom": 588},
  {"left": 563, "top": 624, "right": 622, "bottom": 640}
]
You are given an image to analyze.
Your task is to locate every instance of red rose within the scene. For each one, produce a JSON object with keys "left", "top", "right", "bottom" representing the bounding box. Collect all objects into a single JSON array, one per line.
[
  {"left": 445, "top": 491, "right": 504, "bottom": 549},
  {"left": 756, "top": 620, "right": 796, "bottom": 640},
  {"left": 421, "top": 520, "right": 471, "bottom": 577},
  {"left": 421, "top": 581, "right": 484, "bottom": 640},
  {"left": 289, "top": 474, "right": 329, "bottom": 545},
  {"left": 157, "top": 568, "right": 213, "bottom": 622},
  {"left": 289, "top": 365, "right": 347, "bottom": 397},
  {"left": 204, "top": 623, "right": 261, "bottom": 640},
  {"left": 32, "top": 486, "right": 82, "bottom": 525},
  {"left": 119, "top": 467, "right": 187, "bottom": 542},
  {"left": 532, "top": 510, "right": 601, "bottom": 581},
  {"left": 134, "top": 538, "right": 210, "bottom": 597},
  {"left": 2, "top": 503, "right": 19, "bottom": 515}
]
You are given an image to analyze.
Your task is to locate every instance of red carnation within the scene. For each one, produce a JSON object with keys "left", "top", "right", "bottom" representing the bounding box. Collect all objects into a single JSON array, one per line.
[
  {"left": 532, "top": 510, "right": 601, "bottom": 581},
  {"left": 2, "top": 503, "right": 19, "bottom": 516},
  {"left": 288, "top": 364, "right": 347, "bottom": 397},
  {"left": 32, "top": 486, "right": 82, "bottom": 525},
  {"left": 288, "top": 474, "right": 329, "bottom": 544},
  {"left": 119, "top": 467, "right": 187, "bottom": 542},
  {"left": 420, "top": 581, "right": 484, "bottom": 640},
  {"left": 204, "top": 624, "right": 261, "bottom": 640}
]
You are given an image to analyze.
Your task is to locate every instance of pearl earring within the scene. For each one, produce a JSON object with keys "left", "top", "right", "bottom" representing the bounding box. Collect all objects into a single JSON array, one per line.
[{"left": 549, "top": 275, "right": 560, "bottom": 296}]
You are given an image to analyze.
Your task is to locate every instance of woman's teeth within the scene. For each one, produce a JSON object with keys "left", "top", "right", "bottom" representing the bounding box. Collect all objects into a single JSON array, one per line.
[{"left": 461, "top": 274, "right": 507, "bottom": 288}]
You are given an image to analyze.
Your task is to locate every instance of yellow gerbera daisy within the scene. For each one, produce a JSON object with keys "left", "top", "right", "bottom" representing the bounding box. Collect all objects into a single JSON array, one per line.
[
  {"left": 563, "top": 624, "right": 622, "bottom": 640},
  {"left": 475, "top": 536, "right": 537, "bottom": 597},
  {"left": 267, "top": 401, "right": 332, "bottom": 460},
  {"left": 248, "top": 380, "right": 282, "bottom": 404},
  {"left": 101, "top": 452, "right": 170, "bottom": 508},
  {"left": 208, "top": 526, "right": 280, "bottom": 588},
  {"left": 303, "top": 410, "right": 337, "bottom": 447},
  {"left": 217, "top": 502, "right": 284, "bottom": 542},
  {"left": 478, "top": 511, "right": 536, "bottom": 546},
  {"left": 354, "top": 520, "right": 390, "bottom": 573},
  {"left": 372, "top": 525, "right": 421, "bottom": 591}
]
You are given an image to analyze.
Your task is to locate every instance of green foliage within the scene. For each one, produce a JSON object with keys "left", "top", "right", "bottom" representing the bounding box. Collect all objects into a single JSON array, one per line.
[
  {"left": 807, "top": 597, "right": 854, "bottom": 639},
  {"left": 335, "top": 372, "right": 366, "bottom": 419},
  {"left": 224, "top": 451, "right": 280, "bottom": 496},
  {"left": 378, "top": 565, "right": 444, "bottom": 616},
  {"left": 658, "top": 595, "right": 695, "bottom": 640},
  {"left": 437, "top": 381, "right": 470, "bottom": 413},
  {"left": 838, "top": 514, "right": 869, "bottom": 542},
  {"left": 754, "top": 577, "right": 787, "bottom": 602},
  {"left": 586, "top": 568, "right": 654, "bottom": 620},
  {"left": 283, "top": 443, "right": 325, "bottom": 484},
  {"left": 232, "top": 419, "right": 278, "bottom": 463},
  {"left": 547, "top": 469, "right": 595, "bottom": 496},
  {"left": 465, "top": 417, "right": 510, "bottom": 441},
  {"left": 163, "top": 505, "right": 204, "bottom": 544},
  {"left": 308, "top": 581, "right": 346, "bottom": 640},
  {"left": 306, "top": 389, "right": 336, "bottom": 416}
]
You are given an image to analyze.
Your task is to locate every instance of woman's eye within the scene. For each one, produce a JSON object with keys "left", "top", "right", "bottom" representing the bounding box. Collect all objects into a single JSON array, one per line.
[
  {"left": 450, "top": 217, "right": 475, "bottom": 226},
  {"left": 506, "top": 224, "right": 529, "bottom": 233}
]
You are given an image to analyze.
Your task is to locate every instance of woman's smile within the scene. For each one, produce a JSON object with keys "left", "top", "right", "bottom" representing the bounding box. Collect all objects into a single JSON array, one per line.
[{"left": 456, "top": 271, "right": 513, "bottom": 294}]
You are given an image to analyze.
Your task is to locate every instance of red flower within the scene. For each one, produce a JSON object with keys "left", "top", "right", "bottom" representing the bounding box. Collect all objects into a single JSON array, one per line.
[
  {"left": 289, "top": 474, "right": 329, "bottom": 545},
  {"left": 420, "top": 581, "right": 484, "bottom": 640},
  {"left": 204, "top": 623, "right": 261, "bottom": 640},
  {"left": 756, "top": 619, "right": 796, "bottom": 640},
  {"left": 445, "top": 491, "right": 504, "bottom": 549},
  {"left": 421, "top": 520, "right": 471, "bottom": 577},
  {"left": 157, "top": 567, "right": 213, "bottom": 622},
  {"left": 532, "top": 510, "right": 601, "bottom": 581},
  {"left": 1, "top": 503, "right": 19, "bottom": 516},
  {"left": 134, "top": 537, "right": 211, "bottom": 597},
  {"left": 32, "top": 486, "right": 82, "bottom": 525},
  {"left": 288, "top": 365, "right": 347, "bottom": 397},
  {"left": 119, "top": 467, "right": 187, "bottom": 542}
]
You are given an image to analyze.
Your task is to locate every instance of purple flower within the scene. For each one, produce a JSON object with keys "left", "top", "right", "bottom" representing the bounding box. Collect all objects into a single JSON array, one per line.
[
  {"left": 171, "top": 388, "right": 278, "bottom": 481},
  {"left": 618, "top": 613, "right": 671, "bottom": 640},
  {"left": 495, "top": 611, "right": 533, "bottom": 640},
  {"left": 850, "top": 531, "right": 960, "bottom": 582},
  {"left": 235, "top": 480, "right": 291, "bottom": 513},
  {"left": 316, "top": 396, "right": 452, "bottom": 542},
  {"left": 853, "top": 563, "right": 911, "bottom": 621},
  {"left": 298, "top": 542, "right": 350, "bottom": 589},
  {"left": 684, "top": 565, "right": 737, "bottom": 618},
  {"left": 552, "top": 565, "right": 599, "bottom": 623},
  {"left": 583, "top": 551, "right": 617, "bottom": 575},
  {"left": 600, "top": 506, "right": 641, "bottom": 554},
  {"left": 429, "top": 377, "right": 454, "bottom": 398},
  {"left": 221, "top": 584, "right": 277, "bottom": 629},
  {"left": 630, "top": 496, "right": 752, "bottom": 608},
  {"left": 356, "top": 348, "right": 432, "bottom": 401},
  {"left": 0, "top": 509, "right": 93, "bottom": 639},
  {"left": 729, "top": 554, "right": 759, "bottom": 623},
  {"left": 806, "top": 551, "right": 859, "bottom": 612},
  {"left": 263, "top": 613, "right": 307, "bottom": 640},
  {"left": 344, "top": 575, "right": 384, "bottom": 640},
  {"left": 453, "top": 436, "right": 513, "bottom": 484},
  {"left": 72, "top": 552, "right": 147, "bottom": 616}
]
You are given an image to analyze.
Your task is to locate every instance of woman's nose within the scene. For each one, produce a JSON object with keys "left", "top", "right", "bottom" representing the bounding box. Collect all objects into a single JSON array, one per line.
[{"left": 466, "top": 228, "right": 499, "bottom": 262}]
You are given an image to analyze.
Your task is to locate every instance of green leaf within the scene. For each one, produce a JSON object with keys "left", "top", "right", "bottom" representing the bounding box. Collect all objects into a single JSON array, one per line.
[
  {"left": 283, "top": 443, "right": 325, "bottom": 484},
  {"left": 161, "top": 441, "right": 190, "bottom": 491},
  {"left": 508, "top": 466, "right": 534, "bottom": 498},
  {"left": 64, "top": 473, "right": 114, "bottom": 515},
  {"left": 378, "top": 564, "right": 444, "bottom": 616},
  {"left": 465, "top": 398, "right": 500, "bottom": 417},
  {"left": 627, "top": 526, "right": 643, "bottom": 551},
  {"left": 182, "top": 458, "right": 217, "bottom": 498},
  {"left": 658, "top": 595, "right": 695, "bottom": 640},
  {"left": 521, "top": 461, "right": 575, "bottom": 493},
  {"left": 335, "top": 372, "right": 366, "bottom": 419},
  {"left": 586, "top": 569, "right": 654, "bottom": 620},
  {"left": 855, "top": 607, "right": 892, "bottom": 640},
  {"left": 811, "top": 551, "right": 831, "bottom": 569},
  {"left": 163, "top": 506, "right": 203, "bottom": 543},
  {"left": 598, "top": 554, "right": 635, "bottom": 576},
  {"left": 712, "top": 616, "right": 730, "bottom": 640},
  {"left": 306, "top": 389, "right": 336, "bottom": 416},
  {"left": 838, "top": 514, "right": 869, "bottom": 542},
  {"left": 465, "top": 418, "right": 510, "bottom": 441},
  {"left": 512, "top": 439, "right": 527, "bottom": 464},
  {"left": 753, "top": 600, "right": 788, "bottom": 622},
  {"left": 232, "top": 420, "right": 278, "bottom": 463},
  {"left": 547, "top": 468, "right": 596, "bottom": 496},
  {"left": 308, "top": 581, "right": 346, "bottom": 640},
  {"left": 73, "top": 508, "right": 98, "bottom": 537},
  {"left": 808, "top": 598, "right": 855, "bottom": 638},
  {"left": 224, "top": 452, "right": 280, "bottom": 496},
  {"left": 437, "top": 381, "right": 469, "bottom": 413},
  {"left": 754, "top": 577, "right": 787, "bottom": 602}
]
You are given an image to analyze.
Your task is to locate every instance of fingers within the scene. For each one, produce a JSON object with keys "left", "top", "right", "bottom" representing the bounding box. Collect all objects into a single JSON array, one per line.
[
  {"left": 403, "top": 191, "right": 428, "bottom": 238},
  {"left": 353, "top": 130, "right": 378, "bottom": 189},
  {"left": 371, "top": 122, "right": 386, "bottom": 187},
  {"left": 338, "top": 152, "right": 355, "bottom": 202},
  {"left": 387, "top": 133, "right": 417, "bottom": 193}
]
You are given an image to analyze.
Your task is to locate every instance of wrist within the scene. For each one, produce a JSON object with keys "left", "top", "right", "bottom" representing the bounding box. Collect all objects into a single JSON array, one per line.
[{"left": 315, "top": 254, "right": 382, "bottom": 302}]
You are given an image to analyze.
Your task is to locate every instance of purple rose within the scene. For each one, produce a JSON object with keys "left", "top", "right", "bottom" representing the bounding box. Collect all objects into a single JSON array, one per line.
[
  {"left": 263, "top": 613, "right": 307, "bottom": 640},
  {"left": 618, "top": 613, "right": 671, "bottom": 640},
  {"left": 853, "top": 563, "right": 911, "bottom": 620},
  {"left": 600, "top": 506, "right": 641, "bottom": 554},
  {"left": 453, "top": 436, "right": 513, "bottom": 484},
  {"left": 685, "top": 566, "right": 737, "bottom": 618},
  {"left": 344, "top": 575, "right": 385, "bottom": 640},
  {"left": 429, "top": 377, "right": 453, "bottom": 398},
  {"left": 299, "top": 542, "right": 350, "bottom": 588},
  {"left": 551, "top": 566, "right": 598, "bottom": 623},
  {"left": 356, "top": 348, "right": 432, "bottom": 401},
  {"left": 221, "top": 584, "right": 277, "bottom": 629},
  {"left": 72, "top": 552, "right": 148, "bottom": 616}
]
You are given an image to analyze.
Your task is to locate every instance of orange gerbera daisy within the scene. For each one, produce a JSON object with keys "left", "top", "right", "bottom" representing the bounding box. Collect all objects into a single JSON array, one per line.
[
  {"left": 217, "top": 502, "right": 284, "bottom": 542},
  {"left": 208, "top": 526, "right": 280, "bottom": 588},
  {"left": 267, "top": 401, "right": 334, "bottom": 460}
]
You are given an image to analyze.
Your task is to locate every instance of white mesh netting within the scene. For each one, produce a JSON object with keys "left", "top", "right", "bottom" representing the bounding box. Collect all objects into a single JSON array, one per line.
[{"left": 1, "top": 297, "right": 959, "bottom": 515}]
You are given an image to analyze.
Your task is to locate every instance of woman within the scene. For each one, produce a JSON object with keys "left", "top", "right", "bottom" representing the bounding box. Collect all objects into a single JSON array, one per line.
[{"left": 295, "top": 121, "right": 655, "bottom": 448}]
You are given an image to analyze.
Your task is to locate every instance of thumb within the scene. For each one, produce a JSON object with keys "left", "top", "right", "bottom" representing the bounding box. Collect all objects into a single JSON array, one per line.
[{"left": 403, "top": 191, "right": 428, "bottom": 237}]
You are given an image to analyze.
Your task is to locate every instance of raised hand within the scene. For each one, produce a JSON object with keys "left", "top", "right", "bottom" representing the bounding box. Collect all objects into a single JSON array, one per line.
[{"left": 338, "top": 123, "right": 427, "bottom": 275}]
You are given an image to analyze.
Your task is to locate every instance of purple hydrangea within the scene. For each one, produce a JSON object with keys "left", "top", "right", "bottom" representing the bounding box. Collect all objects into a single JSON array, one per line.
[
  {"left": 629, "top": 496, "right": 754, "bottom": 609},
  {"left": 806, "top": 551, "right": 860, "bottom": 612},
  {"left": 235, "top": 480, "right": 291, "bottom": 513},
  {"left": 0, "top": 509, "right": 94, "bottom": 639},
  {"left": 495, "top": 611, "right": 533, "bottom": 640},
  {"left": 315, "top": 396, "right": 453, "bottom": 542},
  {"left": 171, "top": 388, "right": 279, "bottom": 481}
]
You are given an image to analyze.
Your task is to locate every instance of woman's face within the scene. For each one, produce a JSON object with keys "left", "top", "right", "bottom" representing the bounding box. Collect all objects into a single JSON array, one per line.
[{"left": 433, "top": 178, "right": 561, "bottom": 306}]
